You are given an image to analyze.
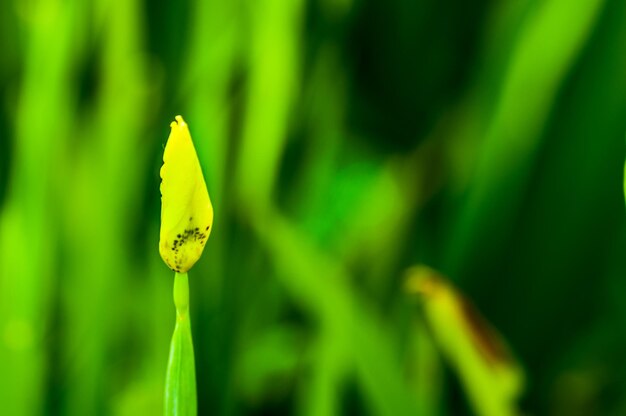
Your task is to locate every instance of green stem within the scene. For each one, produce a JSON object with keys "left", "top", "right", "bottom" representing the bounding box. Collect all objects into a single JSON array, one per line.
[
  {"left": 165, "top": 272, "right": 197, "bottom": 416},
  {"left": 173, "top": 272, "right": 190, "bottom": 318}
]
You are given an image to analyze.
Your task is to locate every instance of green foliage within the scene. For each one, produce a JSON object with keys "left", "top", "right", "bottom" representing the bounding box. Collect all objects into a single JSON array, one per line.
[{"left": 0, "top": 0, "right": 624, "bottom": 415}]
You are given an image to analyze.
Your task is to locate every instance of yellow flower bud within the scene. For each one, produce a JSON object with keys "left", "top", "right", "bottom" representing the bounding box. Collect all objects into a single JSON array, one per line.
[{"left": 159, "top": 115, "right": 213, "bottom": 273}]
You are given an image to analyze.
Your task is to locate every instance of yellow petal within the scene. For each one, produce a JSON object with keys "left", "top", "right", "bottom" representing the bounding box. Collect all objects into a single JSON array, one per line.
[{"left": 159, "top": 115, "right": 213, "bottom": 273}]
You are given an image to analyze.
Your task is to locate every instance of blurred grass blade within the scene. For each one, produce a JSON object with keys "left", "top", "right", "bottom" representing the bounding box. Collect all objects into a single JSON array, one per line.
[
  {"left": 406, "top": 266, "right": 524, "bottom": 416},
  {"left": 61, "top": 0, "right": 150, "bottom": 412},
  {"left": 252, "top": 210, "right": 419, "bottom": 415},
  {"left": 405, "top": 316, "right": 443, "bottom": 416},
  {"left": 0, "top": 0, "right": 81, "bottom": 413},
  {"left": 235, "top": 0, "right": 303, "bottom": 209},
  {"left": 447, "top": 0, "right": 606, "bottom": 273},
  {"left": 165, "top": 273, "right": 197, "bottom": 416},
  {"left": 624, "top": 135, "right": 626, "bottom": 206}
]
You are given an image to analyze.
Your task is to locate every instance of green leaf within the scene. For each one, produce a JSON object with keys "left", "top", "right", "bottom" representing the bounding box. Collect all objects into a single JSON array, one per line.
[{"left": 165, "top": 273, "right": 197, "bottom": 416}]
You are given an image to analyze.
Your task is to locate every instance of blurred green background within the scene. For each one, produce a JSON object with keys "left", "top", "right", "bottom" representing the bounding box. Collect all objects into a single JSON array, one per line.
[{"left": 0, "top": 0, "right": 625, "bottom": 415}]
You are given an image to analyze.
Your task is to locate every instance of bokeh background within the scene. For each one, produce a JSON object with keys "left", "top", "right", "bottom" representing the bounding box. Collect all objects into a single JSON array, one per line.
[{"left": 0, "top": 0, "right": 625, "bottom": 415}]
